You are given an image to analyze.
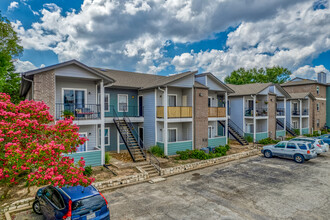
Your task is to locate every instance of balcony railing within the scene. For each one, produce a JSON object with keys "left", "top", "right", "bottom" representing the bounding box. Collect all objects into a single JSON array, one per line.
[
  {"left": 292, "top": 110, "right": 300, "bottom": 116},
  {"left": 157, "top": 106, "right": 192, "bottom": 118},
  {"left": 208, "top": 107, "right": 226, "bottom": 117},
  {"left": 292, "top": 109, "right": 308, "bottom": 116},
  {"left": 302, "top": 108, "right": 308, "bottom": 115},
  {"left": 276, "top": 108, "right": 285, "bottom": 116},
  {"left": 56, "top": 103, "right": 100, "bottom": 120},
  {"left": 245, "top": 108, "right": 268, "bottom": 117},
  {"left": 107, "top": 105, "right": 142, "bottom": 117}
]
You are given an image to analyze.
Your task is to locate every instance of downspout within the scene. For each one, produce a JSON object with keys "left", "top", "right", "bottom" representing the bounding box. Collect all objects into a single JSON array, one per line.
[{"left": 22, "top": 75, "right": 34, "bottom": 99}]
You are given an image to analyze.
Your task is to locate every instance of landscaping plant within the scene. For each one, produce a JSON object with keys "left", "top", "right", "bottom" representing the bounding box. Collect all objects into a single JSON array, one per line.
[
  {"left": 176, "top": 145, "right": 230, "bottom": 160},
  {"left": 0, "top": 93, "right": 95, "bottom": 200},
  {"left": 258, "top": 138, "right": 279, "bottom": 145},
  {"left": 83, "top": 166, "right": 93, "bottom": 177},
  {"left": 149, "top": 145, "right": 165, "bottom": 157}
]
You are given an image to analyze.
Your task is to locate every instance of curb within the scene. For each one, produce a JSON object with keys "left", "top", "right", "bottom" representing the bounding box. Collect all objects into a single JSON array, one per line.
[{"left": 2, "top": 148, "right": 261, "bottom": 219}]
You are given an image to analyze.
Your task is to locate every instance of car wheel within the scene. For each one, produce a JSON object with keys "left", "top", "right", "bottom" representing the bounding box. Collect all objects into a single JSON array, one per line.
[
  {"left": 32, "top": 201, "right": 42, "bottom": 215},
  {"left": 294, "top": 154, "right": 304, "bottom": 163},
  {"left": 264, "top": 150, "right": 272, "bottom": 158}
]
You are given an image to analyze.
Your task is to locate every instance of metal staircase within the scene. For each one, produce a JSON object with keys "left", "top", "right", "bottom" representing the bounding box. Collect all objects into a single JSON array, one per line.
[
  {"left": 276, "top": 119, "right": 297, "bottom": 136},
  {"left": 219, "top": 119, "right": 249, "bottom": 146}
]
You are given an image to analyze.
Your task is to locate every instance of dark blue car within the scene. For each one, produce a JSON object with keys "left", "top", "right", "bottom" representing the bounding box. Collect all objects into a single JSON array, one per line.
[{"left": 32, "top": 185, "right": 110, "bottom": 220}]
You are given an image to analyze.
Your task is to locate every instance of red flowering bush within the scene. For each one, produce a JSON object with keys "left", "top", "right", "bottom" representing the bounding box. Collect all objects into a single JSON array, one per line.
[{"left": 0, "top": 93, "right": 95, "bottom": 199}]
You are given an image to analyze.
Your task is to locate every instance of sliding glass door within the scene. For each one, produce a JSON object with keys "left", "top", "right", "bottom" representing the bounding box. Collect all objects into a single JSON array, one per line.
[{"left": 63, "top": 89, "right": 86, "bottom": 110}]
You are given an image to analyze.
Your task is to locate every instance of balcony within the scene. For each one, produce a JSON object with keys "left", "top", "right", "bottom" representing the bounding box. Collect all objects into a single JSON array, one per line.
[
  {"left": 276, "top": 108, "right": 285, "bottom": 116},
  {"left": 157, "top": 106, "right": 192, "bottom": 118},
  {"left": 292, "top": 109, "right": 308, "bottom": 116},
  {"left": 56, "top": 103, "right": 100, "bottom": 120},
  {"left": 208, "top": 107, "right": 226, "bottom": 117},
  {"left": 245, "top": 108, "right": 268, "bottom": 117}
]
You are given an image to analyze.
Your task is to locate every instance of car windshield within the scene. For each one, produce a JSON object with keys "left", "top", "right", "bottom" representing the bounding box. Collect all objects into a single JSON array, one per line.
[
  {"left": 307, "top": 143, "right": 313, "bottom": 149},
  {"left": 72, "top": 195, "right": 106, "bottom": 216},
  {"left": 319, "top": 140, "right": 325, "bottom": 144}
]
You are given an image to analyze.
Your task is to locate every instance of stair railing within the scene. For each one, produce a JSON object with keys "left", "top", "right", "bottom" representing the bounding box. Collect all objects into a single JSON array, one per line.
[
  {"left": 228, "top": 119, "right": 246, "bottom": 139},
  {"left": 122, "top": 110, "right": 161, "bottom": 170}
]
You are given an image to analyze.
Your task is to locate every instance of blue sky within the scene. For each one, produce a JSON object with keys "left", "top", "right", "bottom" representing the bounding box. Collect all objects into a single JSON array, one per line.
[{"left": 1, "top": 0, "right": 330, "bottom": 80}]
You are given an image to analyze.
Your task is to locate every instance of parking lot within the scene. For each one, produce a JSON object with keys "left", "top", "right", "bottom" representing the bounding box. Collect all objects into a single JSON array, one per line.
[{"left": 14, "top": 152, "right": 330, "bottom": 220}]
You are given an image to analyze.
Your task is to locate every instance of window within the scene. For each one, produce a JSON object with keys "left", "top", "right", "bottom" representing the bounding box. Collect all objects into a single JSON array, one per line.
[
  {"left": 317, "top": 86, "right": 319, "bottom": 95},
  {"left": 118, "top": 94, "right": 128, "bottom": 112},
  {"left": 286, "top": 143, "right": 296, "bottom": 149},
  {"left": 43, "top": 187, "right": 65, "bottom": 209},
  {"left": 208, "top": 97, "right": 212, "bottom": 107},
  {"left": 63, "top": 89, "right": 86, "bottom": 109},
  {"left": 274, "top": 142, "right": 286, "bottom": 148},
  {"left": 317, "top": 103, "right": 320, "bottom": 111},
  {"left": 168, "top": 129, "right": 177, "bottom": 142},
  {"left": 98, "top": 94, "right": 110, "bottom": 112},
  {"left": 98, "top": 128, "right": 110, "bottom": 145},
  {"left": 247, "top": 123, "right": 254, "bottom": 133},
  {"left": 168, "top": 95, "right": 177, "bottom": 107},
  {"left": 208, "top": 126, "right": 212, "bottom": 138},
  {"left": 298, "top": 144, "right": 307, "bottom": 150},
  {"left": 293, "top": 121, "right": 298, "bottom": 129},
  {"left": 248, "top": 100, "right": 254, "bottom": 110},
  {"left": 77, "top": 133, "right": 87, "bottom": 152},
  {"left": 317, "top": 119, "right": 320, "bottom": 128}
]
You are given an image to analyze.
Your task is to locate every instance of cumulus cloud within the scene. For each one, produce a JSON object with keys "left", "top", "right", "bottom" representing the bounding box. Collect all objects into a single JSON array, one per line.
[
  {"left": 8, "top": 1, "right": 19, "bottom": 11},
  {"left": 13, "top": 59, "right": 44, "bottom": 73},
  {"left": 12, "top": 0, "right": 329, "bottom": 77},
  {"left": 293, "top": 65, "right": 330, "bottom": 80}
]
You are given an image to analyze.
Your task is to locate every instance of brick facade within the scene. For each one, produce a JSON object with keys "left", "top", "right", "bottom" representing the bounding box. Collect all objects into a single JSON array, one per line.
[
  {"left": 283, "top": 83, "right": 327, "bottom": 131},
  {"left": 193, "top": 87, "right": 208, "bottom": 150},
  {"left": 33, "top": 71, "right": 56, "bottom": 117},
  {"left": 267, "top": 94, "right": 276, "bottom": 139}
]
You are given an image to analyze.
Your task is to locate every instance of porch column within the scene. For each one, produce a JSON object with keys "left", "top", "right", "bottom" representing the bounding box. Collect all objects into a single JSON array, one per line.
[
  {"left": 299, "top": 99, "right": 302, "bottom": 135},
  {"left": 284, "top": 98, "right": 287, "bottom": 133},
  {"left": 225, "top": 92, "right": 228, "bottom": 144},
  {"left": 100, "top": 80, "right": 105, "bottom": 164},
  {"left": 164, "top": 87, "right": 168, "bottom": 155},
  {"left": 253, "top": 95, "right": 256, "bottom": 142}
]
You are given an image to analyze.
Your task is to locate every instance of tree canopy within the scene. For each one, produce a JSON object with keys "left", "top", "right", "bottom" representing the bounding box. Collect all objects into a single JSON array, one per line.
[
  {"left": 0, "top": 13, "right": 23, "bottom": 103},
  {"left": 224, "top": 66, "right": 292, "bottom": 85}
]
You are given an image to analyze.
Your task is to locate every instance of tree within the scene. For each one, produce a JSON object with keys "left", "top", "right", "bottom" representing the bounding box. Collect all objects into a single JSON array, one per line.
[
  {"left": 0, "top": 13, "right": 23, "bottom": 103},
  {"left": 224, "top": 66, "right": 292, "bottom": 85},
  {"left": 0, "top": 93, "right": 95, "bottom": 200}
]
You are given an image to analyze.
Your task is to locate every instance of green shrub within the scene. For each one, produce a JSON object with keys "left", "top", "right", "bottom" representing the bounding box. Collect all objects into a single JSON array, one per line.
[
  {"left": 313, "top": 131, "right": 320, "bottom": 137},
  {"left": 105, "top": 152, "right": 111, "bottom": 164},
  {"left": 294, "top": 129, "right": 300, "bottom": 135},
  {"left": 83, "top": 165, "right": 93, "bottom": 177},
  {"left": 246, "top": 136, "right": 253, "bottom": 143},
  {"left": 176, "top": 150, "right": 191, "bottom": 160},
  {"left": 258, "top": 138, "right": 279, "bottom": 145},
  {"left": 225, "top": 144, "right": 230, "bottom": 151},
  {"left": 305, "top": 134, "right": 312, "bottom": 137},
  {"left": 286, "top": 136, "right": 294, "bottom": 140},
  {"left": 176, "top": 145, "right": 230, "bottom": 160},
  {"left": 321, "top": 130, "right": 327, "bottom": 135},
  {"left": 149, "top": 145, "right": 165, "bottom": 157},
  {"left": 214, "top": 146, "right": 228, "bottom": 156}
]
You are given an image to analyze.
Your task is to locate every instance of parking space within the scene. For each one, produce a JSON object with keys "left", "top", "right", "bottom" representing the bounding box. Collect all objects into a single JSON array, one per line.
[{"left": 14, "top": 152, "right": 330, "bottom": 220}]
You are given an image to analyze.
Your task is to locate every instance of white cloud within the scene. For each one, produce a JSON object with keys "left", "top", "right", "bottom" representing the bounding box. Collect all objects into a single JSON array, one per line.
[
  {"left": 12, "top": 0, "right": 329, "bottom": 78},
  {"left": 13, "top": 59, "right": 44, "bottom": 73},
  {"left": 293, "top": 65, "right": 330, "bottom": 80},
  {"left": 8, "top": 1, "right": 19, "bottom": 11}
]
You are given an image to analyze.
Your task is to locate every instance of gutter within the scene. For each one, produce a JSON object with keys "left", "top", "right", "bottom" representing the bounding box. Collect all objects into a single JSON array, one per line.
[{"left": 22, "top": 75, "right": 34, "bottom": 98}]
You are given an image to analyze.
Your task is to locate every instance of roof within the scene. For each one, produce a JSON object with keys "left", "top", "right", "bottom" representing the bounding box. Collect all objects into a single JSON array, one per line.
[
  {"left": 287, "top": 92, "right": 315, "bottom": 100},
  {"left": 281, "top": 78, "right": 327, "bottom": 86},
  {"left": 59, "top": 185, "right": 99, "bottom": 201},
  {"left": 227, "top": 83, "right": 272, "bottom": 96},
  {"left": 196, "top": 72, "right": 235, "bottom": 93},
  {"left": 194, "top": 81, "right": 209, "bottom": 89}
]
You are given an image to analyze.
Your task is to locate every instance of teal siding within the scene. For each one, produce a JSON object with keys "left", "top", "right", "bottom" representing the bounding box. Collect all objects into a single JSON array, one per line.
[
  {"left": 302, "top": 128, "right": 309, "bottom": 135},
  {"left": 208, "top": 137, "right": 226, "bottom": 147},
  {"left": 156, "top": 142, "right": 164, "bottom": 151},
  {"left": 245, "top": 132, "right": 268, "bottom": 142},
  {"left": 64, "top": 150, "right": 101, "bottom": 167},
  {"left": 327, "top": 86, "right": 330, "bottom": 127},
  {"left": 105, "top": 123, "right": 139, "bottom": 152},
  {"left": 168, "top": 141, "right": 193, "bottom": 155},
  {"left": 276, "top": 130, "right": 285, "bottom": 138},
  {"left": 104, "top": 88, "right": 139, "bottom": 117}
]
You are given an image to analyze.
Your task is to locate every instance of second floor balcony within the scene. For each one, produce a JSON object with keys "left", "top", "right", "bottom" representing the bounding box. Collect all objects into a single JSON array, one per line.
[
  {"left": 245, "top": 108, "right": 268, "bottom": 117},
  {"left": 292, "top": 108, "right": 308, "bottom": 116},
  {"left": 157, "top": 106, "right": 192, "bottom": 118},
  {"left": 56, "top": 103, "right": 100, "bottom": 120},
  {"left": 276, "top": 108, "right": 285, "bottom": 116},
  {"left": 208, "top": 107, "right": 226, "bottom": 117}
]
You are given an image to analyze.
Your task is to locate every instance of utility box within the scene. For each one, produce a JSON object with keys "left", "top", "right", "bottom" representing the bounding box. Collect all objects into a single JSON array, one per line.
[{"left": 201, "top": 147, "right": 209, "bottom": 154}]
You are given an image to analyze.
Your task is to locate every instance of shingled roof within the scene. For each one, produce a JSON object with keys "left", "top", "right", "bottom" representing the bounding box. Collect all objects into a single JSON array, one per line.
[
  {"left": 227, "top": 83, "right": 272, "bottom": 96},
  {"left": 288, "top": 92, "right": 315, "bottom": 100},
  {"left": 281, "top": 78, "right": 326, "bottom": 86}
]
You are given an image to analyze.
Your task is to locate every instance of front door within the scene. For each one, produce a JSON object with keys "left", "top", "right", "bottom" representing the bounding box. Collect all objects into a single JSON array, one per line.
[{"left": 139, "top": 96, "right": 143, "bottom": 116}]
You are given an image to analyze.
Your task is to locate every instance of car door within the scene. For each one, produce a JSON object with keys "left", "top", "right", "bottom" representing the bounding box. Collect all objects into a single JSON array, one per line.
[
  {"left": 324, "top": 135, "right": 330, "bottom": 144},
  {"left": 39, "top": 186, "right": 56, "bottom": 219},
  {"left": 272, "top": 142, "right": 286, "bottom": 157},
  {"left": 285, "top": 143, "right": 297, "bottom": 159}
]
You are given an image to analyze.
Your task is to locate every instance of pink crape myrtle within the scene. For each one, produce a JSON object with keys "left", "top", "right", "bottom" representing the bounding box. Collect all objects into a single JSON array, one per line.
[{"left": 0, "top": 93, "right": 95, "bottom": 198}]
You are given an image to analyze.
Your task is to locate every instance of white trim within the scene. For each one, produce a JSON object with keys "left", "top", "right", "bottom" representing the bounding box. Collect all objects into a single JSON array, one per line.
[
  {"left": 78, "top": 132, "right": 88, "bottom": 152},
  {"left": 168, "top": 128, "right": 178, "bottom": 143},
  {"left": 69, "top": 149, "right": 101, "bottom": 154},
  {"left": 98, "top": 127, "right": 110, "bottom": 146},
  {"left": 118, "top": 94, "right": 128, "bottom": 112},
  {"left": 208, "top": 126, "right": 213, "bottom": 138},
  {"left": 154, "top": 89, "right": 157, "bottom": 145},
  {"left": 168, "top": 94, "right": 177, "bottom": 107},
  {"left": 168, "top": 139, "right": 192, "bottom": 143},
  {"left": 117, "top": 131, "right": 123, "bottom": 153},
  {"left": 315, "top": 97, "right": 326, "bottom": 101},
  {"left": 98, "top": 93, "right": 110, "bottom": 112}
]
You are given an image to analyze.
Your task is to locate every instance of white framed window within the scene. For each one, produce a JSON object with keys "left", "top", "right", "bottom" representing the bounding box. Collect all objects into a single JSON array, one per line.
[
  {"left": 316, "top": 86, "right": 319, "bottom": 95},
  {"left": 62, "top": 88, "right": 87, "bottom": 109},
  {"left": 293, "top": 121, "right": 298, "bottom": 129},
  {"left": 208, "top": 126, "right": 212, "bottom": 138},
  {"left": 246, "top": 123, "right": 254, "bottom": 133},
  {"left": 118, "top": 94, "right": 128, "bottom": 112},
  {"left": 168, "top": 128, "right": 177, "bottom": 142},
  {"left": 317, "top": 103, "right": 320, "bottom": 111},
  {"left": 168, "top": 95, "right": 177, "bottom": 107},
  {"left": 77, "top": 133, "right": 88, "bottom": 152},
  {"left": 98, "top": 127, "right": 110, "bottom": 146},
  {"left": 159, "top": 128, "right": 163, "bottom": 142},
  {"left": 98, "top": 93, "right": 110, "bottom": 112}
]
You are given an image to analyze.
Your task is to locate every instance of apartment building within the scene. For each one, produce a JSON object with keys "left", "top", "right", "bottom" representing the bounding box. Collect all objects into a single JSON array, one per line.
[
  {"left": 20, "top": 60, "right": 232, "bottom": 166},
  {"left": 226, "top": 83, "right": 291, "bottom": 142},
  {"left": 281, "top": 76, "right": 327, "bottom": 132}
]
